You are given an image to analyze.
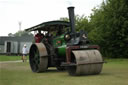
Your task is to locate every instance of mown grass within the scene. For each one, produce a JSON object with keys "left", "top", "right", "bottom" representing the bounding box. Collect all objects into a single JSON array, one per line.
[
  {"left": 0, "top": 55, "right": 28, "bottom": 61},
  {"left": 0, "top": 58, "right": 128, "bottom": 85}
]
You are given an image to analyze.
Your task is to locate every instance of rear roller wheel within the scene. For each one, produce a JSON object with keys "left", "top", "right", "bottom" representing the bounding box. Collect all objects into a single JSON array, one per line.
[
  {"left": 29, "top": 43, "right": 48, "bottom": 73},
  {"left": 67, "top": 50, "right": 103, "bottom": 76}
]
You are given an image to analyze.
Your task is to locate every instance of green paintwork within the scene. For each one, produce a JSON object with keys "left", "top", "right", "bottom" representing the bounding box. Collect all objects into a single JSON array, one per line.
[
  {"left": 53, "top": 34, "right": 66, "bottom": 56},
  {"left": 58, "top": 45, "right": 66, "bottom": 57}
]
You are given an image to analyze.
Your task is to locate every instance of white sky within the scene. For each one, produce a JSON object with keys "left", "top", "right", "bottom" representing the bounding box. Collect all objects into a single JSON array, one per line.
[{"left": 0, "top": 0, "right": 104, "bottom": 36}]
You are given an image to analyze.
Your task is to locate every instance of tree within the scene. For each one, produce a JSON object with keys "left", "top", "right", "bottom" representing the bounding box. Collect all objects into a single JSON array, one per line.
[
  {"left": 8, "top": 30, "right": 33, "bottom": 37},
  {"left": 8, "top": 33, "right": 14, "bottom": 37},
  {"left": 89, "top": 0, "right": 128, "bottom": 58},
  {"left": 60, "top": 15, "right": 91, "bottom": 33}
]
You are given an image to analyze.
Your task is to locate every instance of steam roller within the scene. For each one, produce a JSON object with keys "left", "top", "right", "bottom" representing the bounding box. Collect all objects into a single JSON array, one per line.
[{"left": 25, "top": 6, "right": 104, "bottom": 76}]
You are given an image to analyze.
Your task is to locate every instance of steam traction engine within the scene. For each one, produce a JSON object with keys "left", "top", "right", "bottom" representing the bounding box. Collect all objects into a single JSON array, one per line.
[{"left": 25, "top": 7, "right": 103, "bottom": 76}]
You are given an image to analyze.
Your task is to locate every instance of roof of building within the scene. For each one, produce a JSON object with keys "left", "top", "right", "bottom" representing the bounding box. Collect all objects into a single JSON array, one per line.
[{"left": 0, "top": 35, "right": 34, "bottom": 45}]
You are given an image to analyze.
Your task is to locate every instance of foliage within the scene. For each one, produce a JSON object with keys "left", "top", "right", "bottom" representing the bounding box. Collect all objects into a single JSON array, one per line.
[
  {"left": 60, "top": 15, "right": 91, "bottom": 33},
  {"left": 75, "top": 15, "right": 91, "bottom": 32},
  {"left": 8, "top": 32, "right": 15, "bottom": 37},
  {"left": 89, "top": 0, "right": 128, "bottom": 58},
  {"left": 8, "top": 30, "right": 33, "bottom": 37}
]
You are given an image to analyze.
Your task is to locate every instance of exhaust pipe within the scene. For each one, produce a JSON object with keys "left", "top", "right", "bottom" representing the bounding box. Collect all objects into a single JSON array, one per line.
[{"left": 68, "top": 7, "right": 76, "bottom": 34}]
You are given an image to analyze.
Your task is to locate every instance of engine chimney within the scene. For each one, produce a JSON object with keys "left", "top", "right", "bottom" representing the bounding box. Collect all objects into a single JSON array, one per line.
[{"left": 68, "top": 7, "right": 76, "bottom": 34}]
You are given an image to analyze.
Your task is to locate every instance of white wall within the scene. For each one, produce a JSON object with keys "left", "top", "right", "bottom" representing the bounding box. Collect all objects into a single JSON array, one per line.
[{"left": 0, "top": 45, "right": 4, "bottom": 53}]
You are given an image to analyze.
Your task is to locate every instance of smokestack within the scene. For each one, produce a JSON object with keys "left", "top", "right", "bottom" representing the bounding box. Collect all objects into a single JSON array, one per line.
[{"left": 68, "top": 7, "right": 76, "bottom": 34}]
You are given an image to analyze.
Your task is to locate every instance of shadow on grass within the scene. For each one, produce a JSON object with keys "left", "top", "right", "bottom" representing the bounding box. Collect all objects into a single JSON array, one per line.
[
  {"left": 31, "top": 67, "right": 111, "bottom": 77},
  {"left": 46, "top": 70, "right": 62, "bottom": 73},
  {"left": 100, "top": 72, "right": 112, "bottom": 76},
  {"left": 33, "top": 68, "right": 66, "bottom": 74},
  {"left": 45, "top": 69, "right": 111, "bottom": 77}
]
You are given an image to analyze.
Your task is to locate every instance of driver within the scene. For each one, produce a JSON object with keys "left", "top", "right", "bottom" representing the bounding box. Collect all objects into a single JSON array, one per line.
[{"left": 35, "top": 30, "right": 44, "bottom": 43}]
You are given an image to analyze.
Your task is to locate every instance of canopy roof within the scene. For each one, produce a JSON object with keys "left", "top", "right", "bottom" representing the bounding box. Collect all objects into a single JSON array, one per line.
[{"left": 25, "top": 21, "right": 70, "bottom": 32}]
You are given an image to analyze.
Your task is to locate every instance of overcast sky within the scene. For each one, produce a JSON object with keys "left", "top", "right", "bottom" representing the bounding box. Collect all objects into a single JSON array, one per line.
[{"left": 0, "top": 0, "right": 104, "bottom": 36}]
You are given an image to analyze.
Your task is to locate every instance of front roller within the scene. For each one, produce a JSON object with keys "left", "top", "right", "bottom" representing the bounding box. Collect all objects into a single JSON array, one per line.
[
  {"left": 29, "top": 43, "right": 48, "bottom": 73},
  {"left": 67, "top": 50, "right": 103, "bottom": 76}
]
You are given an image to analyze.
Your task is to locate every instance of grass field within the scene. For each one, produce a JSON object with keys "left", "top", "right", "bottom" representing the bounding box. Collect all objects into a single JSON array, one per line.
[
  {"left": 0, "top": 55, "right": 128, "bottom": 85},
  {"left": 0, "top": 55, "right": 28, "bottom": 61}
]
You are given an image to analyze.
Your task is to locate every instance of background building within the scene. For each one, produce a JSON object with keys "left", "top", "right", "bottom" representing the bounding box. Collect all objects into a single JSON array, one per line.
[{"left": 0, "top": 35, "right": 34, "bottom": 55}]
